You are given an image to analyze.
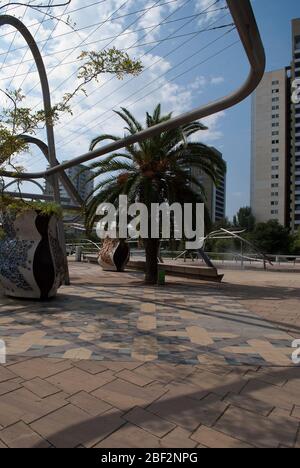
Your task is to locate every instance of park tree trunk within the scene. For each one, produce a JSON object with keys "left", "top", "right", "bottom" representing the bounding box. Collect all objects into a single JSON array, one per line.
[{"left": 144, "top": 238, "right": 160, "bottom": 284}]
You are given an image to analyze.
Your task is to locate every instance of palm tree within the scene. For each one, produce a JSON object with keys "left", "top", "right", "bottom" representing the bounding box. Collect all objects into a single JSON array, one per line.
[{"left": 85, "top": 104, "right": 226, "bottom": 284}]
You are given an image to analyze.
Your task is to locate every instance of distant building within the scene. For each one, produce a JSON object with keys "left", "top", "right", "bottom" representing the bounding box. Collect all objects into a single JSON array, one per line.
[
  {"left": 251, "top": 18, "right": 300, "bottom": 232},
  {"left": 190, "top": 147, "right": 226, "bottom": 223},
  {"left": 45, "top": 162, "right": 94, "bottom": 204}
]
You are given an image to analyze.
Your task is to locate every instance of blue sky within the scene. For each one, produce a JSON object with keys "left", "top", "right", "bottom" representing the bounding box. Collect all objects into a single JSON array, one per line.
[{"left": 0, "top": 0, "right": 299, "bottom": 218}]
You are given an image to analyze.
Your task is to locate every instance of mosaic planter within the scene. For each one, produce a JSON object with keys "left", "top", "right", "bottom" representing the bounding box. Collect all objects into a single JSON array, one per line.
[
  {"left": 98, "top": 238, "right": 130, "bottom": 272},
  {"left": 0, "top": 210, "right": 65, "bottom": 300}
]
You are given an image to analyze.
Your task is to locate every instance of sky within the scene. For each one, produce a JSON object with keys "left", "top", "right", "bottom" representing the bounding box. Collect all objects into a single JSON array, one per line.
[{"left": 0, "top": 0, "right": 299, "bottom": 218}]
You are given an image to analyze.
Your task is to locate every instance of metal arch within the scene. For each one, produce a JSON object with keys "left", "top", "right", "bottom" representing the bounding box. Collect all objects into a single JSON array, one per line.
[
  {"left": 0, "top": 14, "right": 70, "bottom": 284},
  {"left": 16, "top": 135, "right": 84, "bottom": 207},
  {"left": 0, "top": 0, "right": 266, "bottom": 181},
  {"left": 3, "top": 178, "right": 45, "bottom": 193},
  {"left": 0, "top": 15, "right": 61, "bottom": 201}
]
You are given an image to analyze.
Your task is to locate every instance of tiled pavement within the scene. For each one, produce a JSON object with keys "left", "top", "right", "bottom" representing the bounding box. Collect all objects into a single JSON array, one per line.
[
  {"left": 0, "top": 262, "right": 299, "bottom": 448},
  {"left": 0, "top": 263, "right": 298, "bottom": 366},
  {"left": 0, "top": 358, "right": 300, "bottom": 448}
]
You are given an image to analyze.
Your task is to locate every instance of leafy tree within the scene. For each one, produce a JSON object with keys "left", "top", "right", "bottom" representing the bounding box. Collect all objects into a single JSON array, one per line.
[
  {"left": 85, "top": 104, "right": 226, "bottom": 284},
  {"left": 290, "top": 228, "right": 300, "bottom": 255},
  {"left": 233, "top": 206, "right": 255, "bottom": 232},
  {"left": 250, "top": 220, "right": 291, "bottom": 254}
]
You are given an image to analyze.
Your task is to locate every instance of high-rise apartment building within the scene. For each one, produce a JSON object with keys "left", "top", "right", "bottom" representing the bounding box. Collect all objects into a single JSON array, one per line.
[
  {"left": 191, "top": 147, "right": 226, "bottom": 223},
  {"left": 290, "top": 19, "right": 300, "bottom": 231},
  {"left": 251, "top": 18, "right": 300, "bottom": 232}
]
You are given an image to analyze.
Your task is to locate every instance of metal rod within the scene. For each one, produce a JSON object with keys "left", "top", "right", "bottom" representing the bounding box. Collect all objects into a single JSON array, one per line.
[
  {"left": 16, "top": 135, "right": 84, "bottom": 207},
  {"left": 0, "top": 0, "right": 266, "bottom": 181}
]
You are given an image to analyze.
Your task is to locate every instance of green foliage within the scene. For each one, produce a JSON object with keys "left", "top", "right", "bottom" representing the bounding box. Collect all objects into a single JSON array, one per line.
[
  {"left": 62, "top": 48, "right": 143, "bottom": 106},
  {"left": 233, "top": 206, "right": 256, "bottom": 232},
  {"left": 84, "top": 104, "right": 226, "bottom": 233},
  {"left": 0, "top": 49, "right": 143, "bottom": 174},
  {"left": 249, "top": 220, "right": 291, "bottom": 254},
  {"left": 0, "top": 195, "right": 63, "bottom": 218},
  {"left": 290, "top": 228, "right": 300, "bottom": 254}
]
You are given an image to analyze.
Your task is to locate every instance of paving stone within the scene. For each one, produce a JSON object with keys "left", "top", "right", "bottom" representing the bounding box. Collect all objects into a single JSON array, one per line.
[
  {"left": 215, "top": 406, "right": 299, "bottom": 448},
  {"left": 47, "top": 368, "right": 115, "bottom": 394},
  {"left": 67, "top": 391, "right": 112, "bottom": 416},
  {"left": 116, "top": 370, "right": 154, "bottom": 387},
  {"left": 182, "top": 370, "right": 247, "bottom": 397},
  {"left": 99, "top": 361, "right": 141, "bottom": 371},
  {"left": 191, "top": 426, "right": 253, "bottom": 448},
  {"left": 148, "top": 393, "right": 228, "bottom": 431},
  {"left": 0, "top": 388, "right": 67, "bottom": 426},
  {"left": 124, "top": 407, "right": 175, "bottom": 438},
  {"left": 95, "top": 423, "right": 160, "bottom": 448},
  {"left": 92, "top": 379, "right": 166, "bottom": 411},
  {"left": 292, "top": 406, "right": 300, "bottom": 419},
  {"left": 159, "top": 427, "right": 197, "bottom": 448},
  {"left": 223, "top": 392, "right": 273, "bottom": 416},
  {"left": 0, "top": 379, "right": 22, "bottom": 396},
  {"left": 135, "top": 363, "right": 193, "bottom": 384},
  {"left": 0, "top": 421, "right": 50, "bottom": 448},
  {"left": 73, "top": 360, "right": 108, "bottom": 375},
  {"left": 22, "top": 378, "right": 61, "bottom": 398},
  {"left": 8, "top": 358, "right": 72, "bottom": 380},
  {"left": 0, "top": 366, "right": 17, "bottom": 383},
  {"left": 31, "top": 405, "right": 125, "bottom": 448},
  {"left": 241, "top": 379, "right": 300, "bottom": 411}
]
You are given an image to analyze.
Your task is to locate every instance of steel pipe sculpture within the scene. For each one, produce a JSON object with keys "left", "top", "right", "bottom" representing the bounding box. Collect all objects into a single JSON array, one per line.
[
  {"left": 3, "top": 179, "right": 45, "bottom": 193},
  {"left": 0, "top": 0, "right": 266, "bottom": 182}
]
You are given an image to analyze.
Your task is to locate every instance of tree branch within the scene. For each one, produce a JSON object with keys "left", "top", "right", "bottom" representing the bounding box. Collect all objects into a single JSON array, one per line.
[{"left": 0, "top": 1, "right": 72, "bottom": 11}]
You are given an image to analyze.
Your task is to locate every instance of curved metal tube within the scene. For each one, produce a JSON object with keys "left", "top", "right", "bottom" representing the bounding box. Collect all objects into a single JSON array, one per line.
[
  {"left": 0, "top": 14, "right": 60, "bottom": 201},
  {"left": 15, "top": 135, "right": 84, "bottom": 206},
  {"left": 0, "top": 0, "right": 266, "bottom": 180},
  {"left": 3, "top": 178, "right": 45, "bottom": 192}
]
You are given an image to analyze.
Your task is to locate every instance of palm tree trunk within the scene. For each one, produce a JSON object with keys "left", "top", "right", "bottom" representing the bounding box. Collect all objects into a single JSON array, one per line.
[{"left": 144, "top": 238, "right": 160, "bottom": 284}]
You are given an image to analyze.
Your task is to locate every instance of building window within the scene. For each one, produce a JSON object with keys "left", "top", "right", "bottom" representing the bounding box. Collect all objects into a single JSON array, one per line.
[
  {"left": 272, "top": 157, "right": 279, "bottom": 161},
  {"left": 272, "top": 175, "right": 279, "bottom": 179},
  {"left": 272, "top": 89, "right": 279, "bottom": 94},
  {"left": 272, "top": 149, "right": 279, "bottom": 153},
  {"left": 272, "top": 123, "right": 279, "bottom": 127},
  {"left": 271, "top": 183, "right": 279, "bottom": 188},
  {"left": 272, "top": 131, "right": 279, "bottom": 136},
  {"left": 272, "top": 105, "right": 280, "bottom": 111},
  {"left": 272, "top": 166, "right": 279, "bottom": 170},
  {"left": 272, "top": 140, "right": 279, "bottom": 144},
  {"left": 272, "top": 80, "right": 279, "bottom": 85},
  {"left": 272, "top": 97, "right": 279, "bottom": 102},
  {"left": 271, "top": 192, "right": 279, "bottom": 197},
  {"left": 272, "top": 114, "right": 279, "bottom": 119},
  {"left": 271, "top": 210, "right": 279, "bottom": 215}
]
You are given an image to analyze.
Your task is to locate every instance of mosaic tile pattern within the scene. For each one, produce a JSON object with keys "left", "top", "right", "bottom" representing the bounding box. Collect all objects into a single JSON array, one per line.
[{"left": 0, "top": 265, "right": 297, "bottom": 366}]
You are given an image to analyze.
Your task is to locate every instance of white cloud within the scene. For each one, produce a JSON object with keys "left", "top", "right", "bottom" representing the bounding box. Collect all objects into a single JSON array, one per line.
[
  {"left": 210, "top": 76, "right": 224, "bottom": 85},
  {"left": 195, "top": 0, "right": 225, "bottom": 25}
]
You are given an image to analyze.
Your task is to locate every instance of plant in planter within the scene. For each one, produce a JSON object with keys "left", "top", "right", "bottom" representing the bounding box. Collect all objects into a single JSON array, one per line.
[{"left": 0, "top": 197, "right": 65, "bottom": 299}]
